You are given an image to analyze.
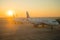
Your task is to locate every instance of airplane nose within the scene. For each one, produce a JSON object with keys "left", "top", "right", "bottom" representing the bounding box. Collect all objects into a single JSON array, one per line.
[
  {"left": 57, "top": 21, "right": 60, "bottom": 24},
  {"left": 56, "top": 19, "right": 60, "bottom": 24},
  {"left": 55, "top": 22, "right": 59, "bottom": 25}
]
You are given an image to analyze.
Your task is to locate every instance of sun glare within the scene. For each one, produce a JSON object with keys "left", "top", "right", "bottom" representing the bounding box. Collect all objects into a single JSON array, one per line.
[{"left": 7, "top": 10, "right": 14, "bottom": 16}]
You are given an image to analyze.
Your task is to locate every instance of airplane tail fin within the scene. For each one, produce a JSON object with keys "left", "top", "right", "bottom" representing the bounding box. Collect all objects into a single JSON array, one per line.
[{"left": 26, "top": 11, "right": 30, "bottom": 18}]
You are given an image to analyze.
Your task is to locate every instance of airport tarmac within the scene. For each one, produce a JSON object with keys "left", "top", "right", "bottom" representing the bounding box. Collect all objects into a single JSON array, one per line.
[{"left": 0, "top": 19, "right": 60, "bottom": 40}]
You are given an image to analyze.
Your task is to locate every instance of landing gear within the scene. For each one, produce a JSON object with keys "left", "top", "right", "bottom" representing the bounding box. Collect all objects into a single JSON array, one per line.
[
  {"left": 33, "top": 24, "right": 38, "bottom": 27},
  {"left": 41, "top": 24, "right": 45, "bottom": 28},
  {"left": 50, "top": 25, "right": 53, "bottom": 31},
  {"left": 33, "top": 23, "right": 45, "bottom": 28}
]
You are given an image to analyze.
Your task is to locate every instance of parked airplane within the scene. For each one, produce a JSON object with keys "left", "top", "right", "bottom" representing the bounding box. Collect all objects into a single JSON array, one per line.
[
  {"left": 14, "top": 18, "right": 27, "bottom": 24},
  {"left": 13, "top": 13, "right": 27, "bottom": 24},
  {"left": 13, "top": 11, "right": 59, "bottom": 28},
  {"left": 26, "top": 11, "right": 59, "bottom": 27}
]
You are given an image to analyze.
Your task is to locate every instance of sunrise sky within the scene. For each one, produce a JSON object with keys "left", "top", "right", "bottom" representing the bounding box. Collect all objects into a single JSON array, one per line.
[{"left": 0, "top": 0, "right": 60, "bottom": 17}]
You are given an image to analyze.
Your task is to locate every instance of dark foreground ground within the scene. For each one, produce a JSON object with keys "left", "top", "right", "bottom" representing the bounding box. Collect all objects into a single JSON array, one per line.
[{"left": 0, "top": 19, "right": 60, "bottom": 40}]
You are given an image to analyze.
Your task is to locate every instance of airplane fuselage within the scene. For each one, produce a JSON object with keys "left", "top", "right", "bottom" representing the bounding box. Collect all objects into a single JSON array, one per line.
[{"left": 27, "top": 18, "right": 59, "bottom": 26}]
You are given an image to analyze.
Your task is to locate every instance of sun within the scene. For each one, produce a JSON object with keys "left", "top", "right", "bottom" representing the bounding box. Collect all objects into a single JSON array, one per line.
[{"left": 7, "top": 10, "right": 14, "bottom": 16}]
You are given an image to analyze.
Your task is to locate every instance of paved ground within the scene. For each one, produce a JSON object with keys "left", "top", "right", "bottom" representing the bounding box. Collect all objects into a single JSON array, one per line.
[{"left": 0, "top": 19, "right": 60, "bottom": 40}]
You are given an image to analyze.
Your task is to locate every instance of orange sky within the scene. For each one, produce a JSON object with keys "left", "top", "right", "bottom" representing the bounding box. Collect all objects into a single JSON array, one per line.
[{"left": 0, "top": 0, "right": 60, "bottom": 17}]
